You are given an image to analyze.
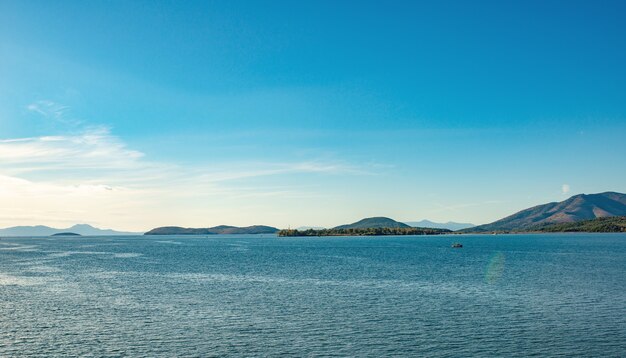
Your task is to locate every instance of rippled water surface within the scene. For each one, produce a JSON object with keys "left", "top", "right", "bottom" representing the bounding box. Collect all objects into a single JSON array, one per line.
[{"left": 1, "top": 234, "right": 625, "bottom": 356}]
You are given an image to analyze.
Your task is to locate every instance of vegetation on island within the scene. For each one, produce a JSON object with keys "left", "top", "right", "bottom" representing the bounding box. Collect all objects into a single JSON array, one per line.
[
  {"left": 278, "top": 227, "right": 451, "bottom": 237},
  {"left": 334, "top": 217, "right": 411, "bottom": 229},
  {"left": 526, "top": 216, "right": 626, "bottom": 233},
  {"left": 279, "top": 216, "right": 451, "bottom": 236},
  {"left": 145, "top": 225, "right": 279, "bottom": 235}
]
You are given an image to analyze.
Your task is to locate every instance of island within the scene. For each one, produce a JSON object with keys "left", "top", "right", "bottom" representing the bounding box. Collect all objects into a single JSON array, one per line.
[
  {"left": 51, "top": 232, "right": 82, "bottom": 236},
  {"left": 145, "top": 192, "right": 626, "bottom": 237},
  {"left": 144, "top": 225, "right": 279, "bottom": 235},
  {"left": 279, "top": 217, "right": 452, "bottom": 237},
  {"left": 278, "top": 227, "right": 451, "bottom": 237}
]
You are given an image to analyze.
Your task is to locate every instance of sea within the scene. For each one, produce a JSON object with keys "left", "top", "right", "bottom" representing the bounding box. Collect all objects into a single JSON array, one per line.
[{"left": 1, "top": 233, "right": 625, "bottom": 357}]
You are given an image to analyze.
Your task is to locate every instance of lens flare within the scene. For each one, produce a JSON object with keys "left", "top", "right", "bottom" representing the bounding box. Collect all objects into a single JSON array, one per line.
[{"left": 485, "top": 252, "right": 505, "bottom": 284}]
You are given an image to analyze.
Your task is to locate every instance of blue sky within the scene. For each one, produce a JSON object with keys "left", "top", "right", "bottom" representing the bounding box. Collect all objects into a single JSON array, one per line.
[{"left": 1, "top": 0, "right": 625, "bottom": 230}]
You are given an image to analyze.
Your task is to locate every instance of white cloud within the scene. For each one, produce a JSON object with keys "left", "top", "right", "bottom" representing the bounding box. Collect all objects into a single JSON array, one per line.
[
  {"left": 0, "top": 127, "right": 143, "bottom": 171},
  {"left": 562, "top": 184, "right": 570, "bottom": 194},
  {"left": 0, "top": 127, "right": 363, "bottom": 230},
  {"left": 27, "top": 100, "right": 81, "bottom": 126}
]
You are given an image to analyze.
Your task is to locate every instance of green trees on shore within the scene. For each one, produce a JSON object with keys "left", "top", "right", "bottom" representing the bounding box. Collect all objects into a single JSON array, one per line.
[
  {"left": 528, "top": 216, "right": 626, "bottom": 232},
  {"left": 278, "top": 227, "right": 451, "bottom": 237}
]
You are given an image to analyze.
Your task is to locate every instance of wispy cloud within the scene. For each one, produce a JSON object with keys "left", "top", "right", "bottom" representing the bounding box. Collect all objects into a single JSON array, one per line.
[
  {"left": 0, "top": 125, "right": 366, "bottom": 230},
  {"left": 27, "top": 100, "right": 81, "bottom": 126},
  {"left": 0, "top": 127, "right": 143, "bottom": 170},
  {"left": 188, "top": 160, "right": 367, "bottom": 184}
]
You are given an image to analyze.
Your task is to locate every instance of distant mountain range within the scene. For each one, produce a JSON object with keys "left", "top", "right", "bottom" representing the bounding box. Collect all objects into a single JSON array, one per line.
[
  {"left": 465, "top": 191, "right": 626, "bottom": 232},
  {"left": 6, "top": 192, "right": 623, "bottom": 237},
  {"left": 0, "top": 224, "right": 140, "bottom": 237},
  {"left": 404, "top": 220, "right": 474, "bottom": 231},
  {"left": 334, "top": 217, "right": 411, "bottom": 229},
  {"left": 144, "top": 225, "right": 279, "bottom": 235}
]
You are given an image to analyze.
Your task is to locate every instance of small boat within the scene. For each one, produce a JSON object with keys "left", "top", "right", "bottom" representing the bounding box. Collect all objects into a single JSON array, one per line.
[{"left": 451, "top": 243, "right": 463, "bottom": 248}]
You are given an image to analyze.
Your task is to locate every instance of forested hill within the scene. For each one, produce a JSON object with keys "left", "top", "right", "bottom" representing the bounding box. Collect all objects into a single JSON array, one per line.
[
  {"left": 334, "top": 217, "right": 411, "bottom": 229},
  {"left": 463, "top": 192, "right": 626, "bottom": 232},
  {"left": 528, "top": 216, "right": 626, "bottom": 233},
  {"left": 145, "top": 225, "right": 279, "bottom": 235}
]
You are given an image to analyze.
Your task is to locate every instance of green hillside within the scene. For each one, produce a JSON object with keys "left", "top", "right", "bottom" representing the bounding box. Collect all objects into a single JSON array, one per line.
[
  {"left": 334, "top": 217, "right": 411, "bottom": 229},
  {"left": 528, "top": 216, "right": 626, "bottom": 233},
  {"left": 145, "top": 225, "right": 279, "bottom": 235},
  {"left": 463, "top": 192, "right": 626, "bottom": 232}
]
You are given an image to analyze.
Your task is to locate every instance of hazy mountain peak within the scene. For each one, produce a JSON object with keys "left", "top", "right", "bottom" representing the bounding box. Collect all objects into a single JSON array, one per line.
[
  {"left": 69, "top": 224, "right": 97, "bottom": 229},
  {"left": 404, "top": 220, "right": 475, "bottom": 231},
  {"left": 0, "top": 224, "right": 140, "bottom": 237}
]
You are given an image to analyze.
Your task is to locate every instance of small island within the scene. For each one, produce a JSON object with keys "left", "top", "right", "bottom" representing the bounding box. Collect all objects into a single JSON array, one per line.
[
  {"left": 278, "top": 227, "right": 451, "bottom": 237},
  {"left": 279, "top": 217, "right": 452, "bottom": 237},
  {"left": 51, "top": 232, "right": 82, "bottom": 236},
  {"left": 145, "top": 225, "right": 279, "bottom": 235}
]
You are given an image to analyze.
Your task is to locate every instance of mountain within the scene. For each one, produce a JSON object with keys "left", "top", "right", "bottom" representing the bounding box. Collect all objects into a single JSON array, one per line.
[
  {"left": 334, "top": 217, "right": 411, "bottom": 229},
  {"left": 0, "top": 224, "right": 140, "bottom": 237},
  {"left": 296, "top": 226, "right": 326, "bottom": 230},
  {"left": 404, "top": 220, "right": 474, "bottom": 231},
  {"left": 144, "top": 225, "right": 279, "bottom": 235},
  {"left": 465, "top": 192, "right": 626, "bottom": 232},
  {"left": 529, "top": 216, "right": 626, "bottom": 233}
]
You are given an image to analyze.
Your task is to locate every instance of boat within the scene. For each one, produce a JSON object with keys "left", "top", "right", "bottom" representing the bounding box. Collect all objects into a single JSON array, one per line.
[{"left": 451, "top": 243, "right": 463, "bottom": 248}]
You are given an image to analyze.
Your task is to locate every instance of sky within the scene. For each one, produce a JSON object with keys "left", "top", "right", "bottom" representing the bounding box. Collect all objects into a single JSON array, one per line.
[{"left": 1, "top": 0, "right": 625, "bottom": 231}]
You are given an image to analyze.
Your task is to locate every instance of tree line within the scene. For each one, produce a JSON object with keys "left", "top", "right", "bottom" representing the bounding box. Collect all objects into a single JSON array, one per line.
[
  {"left": 278, "top": 227, "right": 451, "bottom": 237},
  {"left": 528, "top": 216, "right": 626, "bottom": 233}
]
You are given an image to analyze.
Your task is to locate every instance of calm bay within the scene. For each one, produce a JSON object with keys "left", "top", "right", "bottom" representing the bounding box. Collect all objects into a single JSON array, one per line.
[{"left": 1, "top": 234, "right": 625, "bottom": 356}]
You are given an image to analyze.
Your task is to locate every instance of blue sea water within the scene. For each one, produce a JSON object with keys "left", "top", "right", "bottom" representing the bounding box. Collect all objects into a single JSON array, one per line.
[{"left": 1, "top": 234, "right": 625, "bottom": 357}]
